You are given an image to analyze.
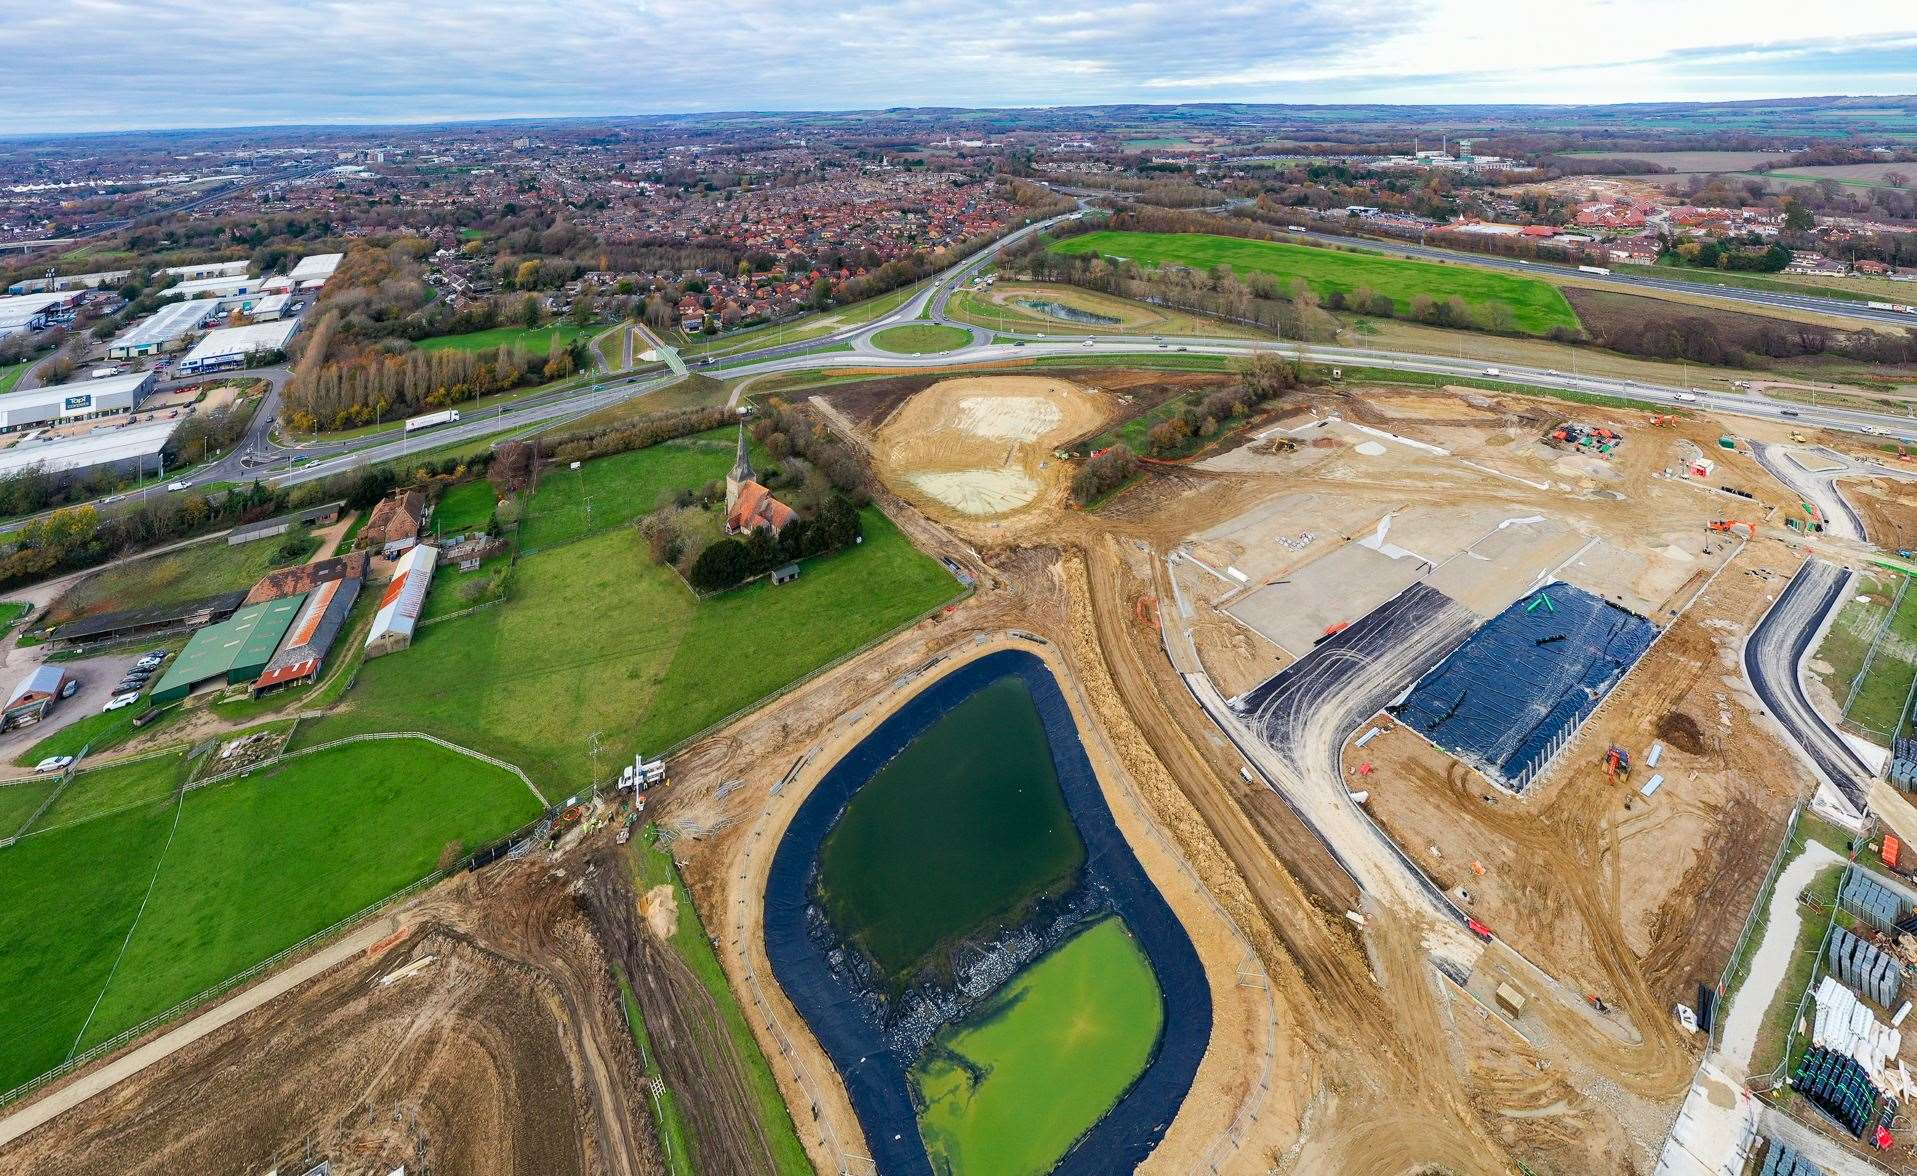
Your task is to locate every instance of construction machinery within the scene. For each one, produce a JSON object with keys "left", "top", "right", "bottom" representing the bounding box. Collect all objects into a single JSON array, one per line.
[
  {"left": 1790, "top": 430, "right": 1810, "bottom": 444},
  {"left": 1603, "top": 745, "right": 1632, "bottom": 784},
  {"left": 1649, "top": 414, "right": 1675, "bottom": 427},
  {"left": 1709, "top": 519, "right": 1756, "bottom": 538}
]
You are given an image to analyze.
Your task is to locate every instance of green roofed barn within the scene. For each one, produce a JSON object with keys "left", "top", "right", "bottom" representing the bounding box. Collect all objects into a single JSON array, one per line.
[{"left": 150, "top": 592, "right": 308, "bottom": 705}]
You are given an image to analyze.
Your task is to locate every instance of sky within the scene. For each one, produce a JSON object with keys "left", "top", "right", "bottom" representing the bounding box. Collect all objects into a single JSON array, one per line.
[{"left": 2, "top": 0, "right": 1916, "bottom": 136}]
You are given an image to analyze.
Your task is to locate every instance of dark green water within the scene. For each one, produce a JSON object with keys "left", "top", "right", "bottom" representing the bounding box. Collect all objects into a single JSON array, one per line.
[{"left": 816, "top": 675, "right": 1086, "bottom": 986}]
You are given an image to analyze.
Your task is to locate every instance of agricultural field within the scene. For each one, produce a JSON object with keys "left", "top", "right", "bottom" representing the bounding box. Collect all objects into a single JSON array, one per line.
[
  {"left": 0, "top": 776, "right": 58, "bottom": 838},
  {"left": 1569, "top": 150, "right": 1789, "bottom": 172},
  {"left": 869, "top": 323, "right": 972, "bottom": 354},
  {"left": 298, "top": 503, "right": 959, "bottom": 792},
  {"left": 516, "top": 427, "right": 745, "bottom": 552},
  {"left": 911, "top": 917, "right": 1164, "bottom": 1175},
  {"left": 415, "top": 321, "right": 601, "bottom": 357},
  {"left": 0, "top": 737, "right": 541, "bottom": 1093},
  {"left": 1051, "top": 231, "right": 1581, "bottom": 335},
  {"left": 43, "top": 535, "right": 308, "bottom": 628}
]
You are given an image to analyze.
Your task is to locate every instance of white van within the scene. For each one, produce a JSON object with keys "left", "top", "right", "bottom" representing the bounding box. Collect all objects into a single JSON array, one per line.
[
  {"left": 1673, "top": 392, "right": 1698, "bottom": 403},
  {"left": 167, "top": 480, "right": 193, "bottom": 492}
]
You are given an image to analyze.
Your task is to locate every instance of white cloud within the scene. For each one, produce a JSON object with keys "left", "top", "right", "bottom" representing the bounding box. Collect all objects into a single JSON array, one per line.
[{"left": 0, "top": 0, "right": 1911, "bottom": 133}]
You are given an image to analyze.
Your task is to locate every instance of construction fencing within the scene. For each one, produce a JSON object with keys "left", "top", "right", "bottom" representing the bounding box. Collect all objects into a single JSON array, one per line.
[{"left": 1713, "top": 803, "right": 1804, "bottom": 1053}]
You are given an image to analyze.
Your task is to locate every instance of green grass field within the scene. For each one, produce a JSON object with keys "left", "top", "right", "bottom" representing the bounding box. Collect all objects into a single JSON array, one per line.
[
  {"left": 45, "top": 535, "right": 303, "bottom": 627},
  {"left": 1052, "top": 231, "right": 1581, "bottom": 335},
  {"left": 0, "top": 362, "right": 27, "bottom": 395},
  {"left": 0, "top": 601, "right": 31, "bottom": 630},
  {"left": 416, "top": 322, "right": 600, "bottom": 357},
  {"left": 518, "top": 428, "right": 743, "bottom": 553},
  {"left": 630, "top": 827, "right": 812, "bottom": 1174},
  {"left": 1813, "top": 573, "right": 1917, "bottom": 740},
  {"left": 0, "top": 777, "right": 58, "bottom": 837},
  {"left": 911, "top": 917, "right": 1164, "bottom": 1175},
  {"left": 298, "top": 504, "right": 957, "bottom": 791},
  {"left": 33, "top": 751, "right": 188, "bottom": 833},
  {"left": 432, "top": 479, "right": 496, "bottom": 535},
  {"left": 869, "top": 323, "right": 972, "bottom": 354},
  {"left": 0, "top": 737, "right": 541, "bottom": 1091}
]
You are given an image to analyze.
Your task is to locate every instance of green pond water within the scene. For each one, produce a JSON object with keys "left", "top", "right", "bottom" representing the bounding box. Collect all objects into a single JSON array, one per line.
[{"left": 816, "top": 675, "right": 1085, "bottom": 985}]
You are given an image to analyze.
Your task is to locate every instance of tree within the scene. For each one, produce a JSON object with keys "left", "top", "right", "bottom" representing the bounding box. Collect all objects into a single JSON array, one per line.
[
  {"left": 690, "top": 538, "right": 753, "bottom": 592},
  {"left": 490, "top": 441, "right": 534, "bottom": 493},
  {"left": 1782, "top": 199, "right": 1815, "bottom": 232}
]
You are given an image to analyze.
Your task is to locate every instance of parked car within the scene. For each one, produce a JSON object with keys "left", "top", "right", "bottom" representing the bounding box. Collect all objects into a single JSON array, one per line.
[
  {"left": 60, "top": 679, "right": 80, "bottom": 699},
  {"left": 33, "top": 756, "right": 73, "bottom": 773},
  {"left": 103, "top": 692, "right": 141, "bottom": 712}
]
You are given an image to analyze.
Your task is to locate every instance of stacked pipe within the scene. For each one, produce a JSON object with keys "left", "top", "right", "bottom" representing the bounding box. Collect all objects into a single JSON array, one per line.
[
  {"left": 1811, "top": 976, "right": 1916, "bottom": 1101},
  {"left": 1793, "top": 1045, "right": 1882, "bottom": 1138}
]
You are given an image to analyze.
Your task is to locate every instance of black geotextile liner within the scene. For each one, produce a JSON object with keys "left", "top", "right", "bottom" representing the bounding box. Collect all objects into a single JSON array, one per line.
[
  {"left": 762, "top": 649, "right": 1212, "bottom": 1175},
  {"left": 1393, "top": 582, "right": 1655, "bottom": 790}
]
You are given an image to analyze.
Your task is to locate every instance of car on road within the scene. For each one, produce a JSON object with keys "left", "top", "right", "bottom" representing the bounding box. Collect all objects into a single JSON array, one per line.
[
  {"left": 103, "top": 692, "right": 141, "bottom": 712},
  {"left": 1674, "top": 392, "right": 1698, "bottom": 402},
  {"left": 1482, "top": 367, "right": 1502, "bottom": 377},
  {"left": 33, "top": 756, "right": 73, "bottom": 773},
  {"left": 1175, "top": 346, "right": 1188, "bottom": 352},
  {"left": 1082, "top": 339, "right": 1095, "bottom": 348},
  {"left": 100, "top": 494, "right": 124, "bottom": 504},
  {"left": 1863, "top": 425, "right": 1884, "bottom": 436},
  {"left": 1780, "top": 409, "right": 1800, "bottom": 417},
  {"left": 1545, "top": 369, "right": 1558, "bottom": 376},
  {"left": 1013, "top": 341, "right": 1026, "bottom": 347}
]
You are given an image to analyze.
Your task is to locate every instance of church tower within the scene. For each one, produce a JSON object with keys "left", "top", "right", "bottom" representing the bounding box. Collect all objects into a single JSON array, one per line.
[{"left": 726, "top": 422, "right": 754, "bottom": 514}]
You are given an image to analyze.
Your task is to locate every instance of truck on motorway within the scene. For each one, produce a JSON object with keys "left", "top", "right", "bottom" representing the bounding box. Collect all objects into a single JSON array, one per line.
[
  {"left": 403, "top": 409, "right": 462, "bottom": 434},
  {"left": 1866, "top": 301, "right": 1917, "bottom": 315},
  {"left": 1577, "top": 265, "right": 1612, "bottom": 276}
]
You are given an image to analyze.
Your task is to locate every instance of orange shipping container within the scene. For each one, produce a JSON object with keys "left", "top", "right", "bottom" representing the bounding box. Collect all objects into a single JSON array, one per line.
[{"left": 1885, "top": 836, "right": 1902, "bottom": 870}]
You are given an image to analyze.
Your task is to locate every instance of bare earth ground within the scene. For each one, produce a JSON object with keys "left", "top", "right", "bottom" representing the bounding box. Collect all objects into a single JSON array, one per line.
[
  {"left": 0, "top": 863, "right": 661, "bottom": 1176},
  {"left": 871, "top": 374, "right": 1109, "bottom": 518}
]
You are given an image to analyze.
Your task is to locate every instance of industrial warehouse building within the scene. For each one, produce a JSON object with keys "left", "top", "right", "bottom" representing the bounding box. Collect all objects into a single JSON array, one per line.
[
  {"left": 167, "top": 274, "right": 261, "bottom": 301},
  {"left": 285, "top": 252, "right": 342, "bottom": 290},
  {"left": 176, "top": 318, "right": 300, "bottom": 375},
  {"left": 0, "top": 291, "right": 78, "bottom": 338},
  {"left": 164, "top": 260, "right": 250, "bottom": 282},
  {"left": 0, "top": 371, "right": 157, "bottom": 432},
  {"left": 245, "top": 292, "right": 294, "bottom": 321},
  {"left": 365, "top": 544, "right": 437, "bottom": 658},
  {"left": 108, "top": 300, "right": 211, "bottom": 359},
  {"left": 0, "top": 419, "right": 179, "bottom": 480},
  {"left": 149, "top": 592, "right": 308, "bottom": 704}
]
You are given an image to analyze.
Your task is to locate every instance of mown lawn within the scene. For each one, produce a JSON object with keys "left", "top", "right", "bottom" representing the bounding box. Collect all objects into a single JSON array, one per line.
[
  {"left": 33, "top": 751, "right": 189, "bottom": 833},
  {"left": 300, "top": 506, "right": 958, "bottom": 792},
  {"left": 432, "top": 479, "right": 496, "bottom": 535},
  {"left": 869, "top": 323, "right": 972, "bottom": 354},
  {"left": 1052, "top": 231, "right": 1582, "bottom": 335},
  {"left": 912, "top": 917, "right": 1164, "bottom": 1176},
  {"left": 0, "top": 361, "right": 27, "bottom": 395},
  {"left": 0, "top": 777, "right": 58, "bottom": 837}
]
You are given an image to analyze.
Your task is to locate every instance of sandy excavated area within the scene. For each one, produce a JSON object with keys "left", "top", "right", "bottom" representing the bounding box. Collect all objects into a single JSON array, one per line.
[{"left": 874, "top": 375, "right": 1107, "bottom": 519}]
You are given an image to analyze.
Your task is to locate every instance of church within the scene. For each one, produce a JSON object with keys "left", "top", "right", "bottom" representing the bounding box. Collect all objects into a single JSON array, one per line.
[{"left": 725, "top": 424, "right": 796, "bottom": 536}]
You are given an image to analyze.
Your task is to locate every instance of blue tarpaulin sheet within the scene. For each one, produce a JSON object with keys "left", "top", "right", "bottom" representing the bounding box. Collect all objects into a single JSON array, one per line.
[{"left": 1392, "top": 583, "right": 1656, "bottom": 791}]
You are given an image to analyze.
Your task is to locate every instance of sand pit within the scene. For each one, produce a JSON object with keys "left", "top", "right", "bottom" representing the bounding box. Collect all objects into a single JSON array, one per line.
[{"left": 874, "top": 375, "right": 1108, "bottom": 519}]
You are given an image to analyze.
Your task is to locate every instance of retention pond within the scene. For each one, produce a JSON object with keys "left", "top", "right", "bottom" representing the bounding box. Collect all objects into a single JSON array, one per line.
[{"left": 764, "top": 649, "right": 1209, "bottom": 1175}]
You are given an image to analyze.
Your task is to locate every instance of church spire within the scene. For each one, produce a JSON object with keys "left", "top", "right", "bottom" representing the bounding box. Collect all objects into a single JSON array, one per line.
[{"left": 731, "top": 421, "right": 754, "bottom": 485}]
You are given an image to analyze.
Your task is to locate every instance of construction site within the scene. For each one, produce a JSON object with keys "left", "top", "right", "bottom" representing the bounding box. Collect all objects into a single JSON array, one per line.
[{"left": 10, "top": 366, "right": 1917, "bottom": 1176}]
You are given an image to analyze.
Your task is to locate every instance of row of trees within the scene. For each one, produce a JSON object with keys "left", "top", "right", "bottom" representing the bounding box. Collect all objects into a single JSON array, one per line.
[{"left": 285, "top": 313, "right": 581, "bottom": 432}]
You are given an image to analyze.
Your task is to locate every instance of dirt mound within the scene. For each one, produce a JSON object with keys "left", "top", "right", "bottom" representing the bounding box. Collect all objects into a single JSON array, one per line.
[
  {"left": 641, "top": 883, "right": 678, "bottom": 940},
  {"left": 1656, "top": 711, "right": 1707, "bottom": 755},
  {"left": 872, "top": 375, "right": 1108, "bottom": 519},
  {"left": 1310, "top": 437, "right": 1341, "bottom": 449}
]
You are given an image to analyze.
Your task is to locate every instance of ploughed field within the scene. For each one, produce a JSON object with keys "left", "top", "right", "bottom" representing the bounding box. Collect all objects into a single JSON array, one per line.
[{"left": 1050, "top": 230, "right": 1582, "bottom": 336}]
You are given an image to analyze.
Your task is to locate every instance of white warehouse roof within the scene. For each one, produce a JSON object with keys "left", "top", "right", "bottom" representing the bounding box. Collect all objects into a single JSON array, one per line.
[
  {"left": 177, "top": 319, "right": 300, "bottom": 369},
  {"left": 288, "top": 253, "right": 343, "bottom": 281},
  {"left": 0, "top": 292, "right": 67, "bottom": 330},
  {"left": 164, "top": 260, "right": 250, "bottom": 279},
  {"left": 13, "top": 371, "right": 156, "bottom": 406},
  {"left": 0, "top": 419, "right": 178, "bottom": 478},
  {"left": 168, "top": 274, "right": 260, "bottom": 299},
  {"left": 111, "top": 300, "right": 212, "bottom": 351}
]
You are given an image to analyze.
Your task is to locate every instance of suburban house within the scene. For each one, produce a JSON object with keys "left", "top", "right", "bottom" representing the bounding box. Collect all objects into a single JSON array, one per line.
[
  {"left": 724, "top": 426, "right": 795, "bottom": 537},
  {"left": 244, "top": 550, "right": 370, "bottom": 605},
  {"left": 358, "top": 491, "right": 429, "bottom": 558}
]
